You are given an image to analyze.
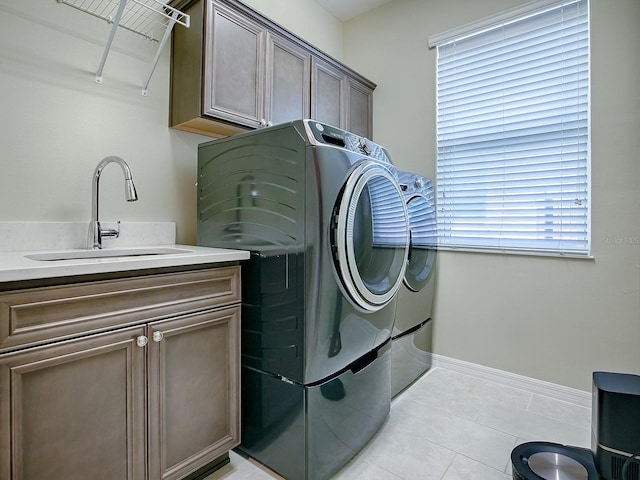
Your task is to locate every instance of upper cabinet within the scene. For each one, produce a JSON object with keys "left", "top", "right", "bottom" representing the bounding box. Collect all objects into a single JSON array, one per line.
[
  {"left": 203, "top": 2, "right": 266, "bottom": 129},
  {"left": 201, "top": 2, "right": 310, "bottom": 129},
  {"left": 311, "top": 57, "right": 344, "bottom": 131},
  {"left": 311, "top": 58, "right": 374, "bottom": 138},
  {"left": 267, "top": 32, "right": 312, "bottom": 127},
  {"left": 346, "top": 76, "right": 375, "bottom": 138},
  {"left": 170, "top": 0, "right": 375, "bottom": 138}
]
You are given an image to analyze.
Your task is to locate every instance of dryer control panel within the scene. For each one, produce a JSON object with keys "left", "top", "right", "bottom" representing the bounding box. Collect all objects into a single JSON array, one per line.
[{"left": 303, "top": 120, "right": 392, "bottom": 164}]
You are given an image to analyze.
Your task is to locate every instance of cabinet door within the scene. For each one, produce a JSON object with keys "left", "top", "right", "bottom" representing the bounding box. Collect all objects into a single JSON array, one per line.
[
  {"left": 148, "top": 307, "right": 240, "bottom": 480},
  {"left": 265, "top": 32, "right": 311, "bottom": 126},
  {"left": 311, "top": 57, "right": 346, "bottom": 129},
  {"left": 0, "top": 326, "right": 147, "bottom": 480},
  {"left": 204, "top": 0, "right": 265, "bottom": 128},
  {"left": 346, "top": 77, "right": 374, "bottom": 139}
]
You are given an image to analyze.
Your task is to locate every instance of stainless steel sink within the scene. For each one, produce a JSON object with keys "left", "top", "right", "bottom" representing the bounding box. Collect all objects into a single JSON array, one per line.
[{"left": 25, "top": 247, "right": 193, "bottom": 261}]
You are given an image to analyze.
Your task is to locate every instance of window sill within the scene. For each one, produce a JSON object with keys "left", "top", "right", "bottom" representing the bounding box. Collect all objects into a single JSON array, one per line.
[{"left": 436, "top": 245, "right": 594, "bottom": 260}]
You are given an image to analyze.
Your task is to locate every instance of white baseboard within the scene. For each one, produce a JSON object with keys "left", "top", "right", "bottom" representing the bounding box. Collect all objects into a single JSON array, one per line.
[{"left": 430, "top": 353, "right": 592, "bottom": 409}]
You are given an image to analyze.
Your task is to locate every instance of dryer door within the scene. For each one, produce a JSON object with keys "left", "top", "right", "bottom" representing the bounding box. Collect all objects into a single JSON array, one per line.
[
  {"left": 404, "top": 194, "right": 437, "bottom": 292},
  {"left": 332, "top": 161, "right": 410, "bottom": 312}
]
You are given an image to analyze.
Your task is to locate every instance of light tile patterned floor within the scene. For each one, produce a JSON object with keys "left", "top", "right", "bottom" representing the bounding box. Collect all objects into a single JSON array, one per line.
[{"left": 205, "top": 367, "right": 591, "bottom": 480}]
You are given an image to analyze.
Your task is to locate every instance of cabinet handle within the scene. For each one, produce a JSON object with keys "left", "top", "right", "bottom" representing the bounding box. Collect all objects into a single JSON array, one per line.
[
  {"left": 136, "top": 335, "right": 148, "bottom": 347},
  {"left": 152, "top": 331, "right": 164, "bottom": 343}
]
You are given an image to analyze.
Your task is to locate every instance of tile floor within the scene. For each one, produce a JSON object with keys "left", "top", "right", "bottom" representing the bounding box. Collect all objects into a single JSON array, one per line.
[{"left": 204, "top": 367, "right": 591, "bottom": 480}]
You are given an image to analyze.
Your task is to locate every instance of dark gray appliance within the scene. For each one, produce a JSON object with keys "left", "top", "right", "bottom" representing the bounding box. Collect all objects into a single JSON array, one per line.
[
  {"left": 511, "top": 442, "right": 600, "bottom": 480},
  {"left": 197, "top": 119, "right": 410, "bottom": 480},
  {"left": 511, "top": 371, "right": 640, "bottom": 480},
  {"left": 391, "top": 171, "right": 437, "bottom": 397},
  {"left": 592, "top": 371, "right": 640, "bottom": 480}
]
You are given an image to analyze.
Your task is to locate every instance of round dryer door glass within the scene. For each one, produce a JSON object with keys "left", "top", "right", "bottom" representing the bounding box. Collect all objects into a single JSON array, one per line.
[
  {"left": 405, "top": 194, "right": 437, "bottom": 292},
  {"left": 333, "top": 161, "right": 409, "bottom": 312}
]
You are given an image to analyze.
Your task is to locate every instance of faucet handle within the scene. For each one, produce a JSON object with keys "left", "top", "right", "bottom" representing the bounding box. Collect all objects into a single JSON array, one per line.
[{"left": 100, "top": 220, "right": 121, "bottom": 240}]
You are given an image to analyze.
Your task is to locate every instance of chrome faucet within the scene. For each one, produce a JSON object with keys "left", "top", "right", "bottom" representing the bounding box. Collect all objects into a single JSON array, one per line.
[{"left": 88, "top": 156, "right": 138, "bottom": 249}]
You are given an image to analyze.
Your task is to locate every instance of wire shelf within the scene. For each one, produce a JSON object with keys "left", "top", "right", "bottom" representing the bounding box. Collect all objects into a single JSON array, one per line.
[
  {"left": 57, "top": 0, "right": 190, "bottom": 95},
  {"left": 58, "top": 0, "right": 189, "bottom": 42}
]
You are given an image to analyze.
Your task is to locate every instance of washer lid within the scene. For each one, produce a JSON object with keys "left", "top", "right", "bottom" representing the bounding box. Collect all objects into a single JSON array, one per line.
[{"left": 528, "top": 452, "right": 589, "bottom": 480}]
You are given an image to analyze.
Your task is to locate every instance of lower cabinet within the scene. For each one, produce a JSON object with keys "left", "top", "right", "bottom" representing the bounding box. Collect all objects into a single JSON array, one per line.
[
  {"left": 0, "top": 325, "right": 147, "bottom": 480},
  {"left": 0, "top": 268, "right": 241, "bottom": 480},
  {"left": 148, "top": 307, "right": 240, "bottom": 480}
]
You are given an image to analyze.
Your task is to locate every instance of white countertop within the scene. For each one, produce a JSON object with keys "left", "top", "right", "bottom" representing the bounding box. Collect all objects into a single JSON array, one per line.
[{"left": 0, "top": 244, "right": 250, "bottom": 283}]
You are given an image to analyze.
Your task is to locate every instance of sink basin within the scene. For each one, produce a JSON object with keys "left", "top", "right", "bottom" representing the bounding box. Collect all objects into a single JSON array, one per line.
[{"left": 25, "top": 247, "right": 193, "bottom": 261}]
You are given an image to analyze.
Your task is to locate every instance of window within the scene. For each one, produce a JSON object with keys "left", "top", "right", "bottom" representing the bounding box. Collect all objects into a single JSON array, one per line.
[{"left": 430, "top": 0, "right": 590, "bottom": 256}]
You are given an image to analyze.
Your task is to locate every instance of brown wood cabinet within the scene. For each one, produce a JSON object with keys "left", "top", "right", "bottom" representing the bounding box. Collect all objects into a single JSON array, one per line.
[
  {"left": 148, "top": 307, "right": 240, "bottom": 480},
  {"left": 0, "top": 325, "right": 147, "bottom": 480},
  {"left": 203, "top": 1, "right": 266, "bottom": 129},
  {"left": 170, "top": 0, "right": 375, "bottom": 138},
  {"left": 266, "top": 32, "right": 312, "bottom": 127},
  {"left": 311, "top": 57, "right": 374, "bottom": 138},
  {"left": 346, "top": 76, "right": 375, "bottom": 138},
  {"left": 0, "top": 267, "right": 241, "bottom": 480}
]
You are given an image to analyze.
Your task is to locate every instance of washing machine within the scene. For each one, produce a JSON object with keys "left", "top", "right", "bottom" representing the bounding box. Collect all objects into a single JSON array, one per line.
[
  {"left": 197, "top": 119, "right": 410, "bottom": 480},
  {"left": 391, "top": 171, "right": 437, "bottom": 397}
]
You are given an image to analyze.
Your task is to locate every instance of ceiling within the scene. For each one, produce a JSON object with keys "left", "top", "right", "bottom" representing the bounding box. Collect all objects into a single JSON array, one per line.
[{"left": 315, "top": 0, "right": 393, "bottom": 21}]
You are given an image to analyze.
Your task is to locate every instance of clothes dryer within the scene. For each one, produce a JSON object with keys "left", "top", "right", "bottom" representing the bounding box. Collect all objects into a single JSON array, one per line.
[
  {"left": 197, "top": 120, "right": 410, "bottom": 480},
  {"left": 391, "top": 171, "right": 437, "bottom": 397}
]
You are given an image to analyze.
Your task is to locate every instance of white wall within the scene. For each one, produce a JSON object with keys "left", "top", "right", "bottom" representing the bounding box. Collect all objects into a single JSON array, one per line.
[
  {"left": 0, "top": 1, "right": 198, "bottom": 243},
  {"left": 344, "top": 0, "right": 640, "bottom": 391},
  {"left": 241, "top": 0, "right": 344, "bottom": 60},
  {"left": 0, "top": 0, "right": 341, "bottom": 245}
]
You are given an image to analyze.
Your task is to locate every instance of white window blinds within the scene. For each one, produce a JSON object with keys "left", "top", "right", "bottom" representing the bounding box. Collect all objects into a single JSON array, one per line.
[{"left": 434, "top": 0, "right": 590, "bottom": 256}]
